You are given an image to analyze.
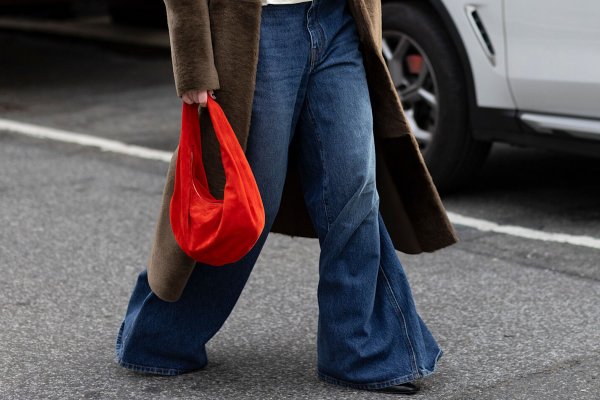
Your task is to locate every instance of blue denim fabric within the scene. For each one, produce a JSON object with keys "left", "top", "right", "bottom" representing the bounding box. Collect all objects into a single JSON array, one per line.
[{"left": 115, "top": 0, "right": 443, "bottom": 389}]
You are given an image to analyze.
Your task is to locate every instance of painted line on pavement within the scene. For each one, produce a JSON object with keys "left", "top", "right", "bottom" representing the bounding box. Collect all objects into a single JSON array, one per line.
[
  {"left": 447, "top": 212, "right": 600, "bottom": 250},
  {"left": 2, "top": 117, "right": 599, "bottom": 251},
  {"left": 0, "top": 117, "right": 173, "bottom": 162}
]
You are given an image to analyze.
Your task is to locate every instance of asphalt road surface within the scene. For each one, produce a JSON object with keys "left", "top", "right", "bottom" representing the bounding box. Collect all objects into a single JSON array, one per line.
[{"left": 1, "top": 31, "right": 599, "bottom": 400}]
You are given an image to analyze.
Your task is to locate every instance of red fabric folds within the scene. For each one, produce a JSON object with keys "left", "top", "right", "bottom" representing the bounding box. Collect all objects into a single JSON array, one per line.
[{"left": 170, "top": 97, "right": 265, "bottom": 265}]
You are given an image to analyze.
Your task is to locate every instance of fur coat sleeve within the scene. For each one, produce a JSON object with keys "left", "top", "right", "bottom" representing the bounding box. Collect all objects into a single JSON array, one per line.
[{"left": 163, "top": 0, "right": 220, "bottom": 97}]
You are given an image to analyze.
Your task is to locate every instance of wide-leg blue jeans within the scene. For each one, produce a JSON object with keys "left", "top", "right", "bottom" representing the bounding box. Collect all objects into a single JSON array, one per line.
[{"left": 115, "top": 0, "right": 443, "bottom": 390}]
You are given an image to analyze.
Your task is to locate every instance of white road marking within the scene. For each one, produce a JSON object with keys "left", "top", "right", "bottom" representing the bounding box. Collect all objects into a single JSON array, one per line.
[
  {"left": 2, "top": 118, "right": 599, "bottom": 250},
  {"left": 0, "top": 118, "right": 173, "bottom": 162},
  {"left": 448, "top": 212, "right": 600, "bottom": 250}
]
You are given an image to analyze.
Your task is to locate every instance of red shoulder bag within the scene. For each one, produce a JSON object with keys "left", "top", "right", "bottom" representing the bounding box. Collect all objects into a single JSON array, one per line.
[{"left": 169, "top": 96, "right": 265, "bottom": 265}]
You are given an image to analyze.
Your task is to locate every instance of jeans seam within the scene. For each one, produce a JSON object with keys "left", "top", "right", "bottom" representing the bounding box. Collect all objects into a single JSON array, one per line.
[
  {"left": 317, "top": 346, "right": 443, "bottom": 390},
  {"left": 317, "top": 368, "right": 418, "bottom": 390},
  {"left": 314, "top": 1, "right": 326, "bottom": 64},
  {"left": 306, "top": 3, "right": 316, "bottom": 70},
  {"left": 115, "top": 355, "right": 188, "bottom": 376},
  {"left": 306, "top": 0, "right": 326, "bottom": 70},
  {"left": 305, "top": 90, "right": 332, "bottom": 232},
  {"left": 317, "top": 349, "right": 444, "bottom": 389},
  {"left": 378, "top": 263, "right": 419, "bottom": 375}
]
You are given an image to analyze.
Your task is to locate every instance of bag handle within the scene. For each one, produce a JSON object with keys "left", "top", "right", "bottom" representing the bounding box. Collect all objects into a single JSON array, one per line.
[{"left": 181, "top": 96, "right": 251, "bottom": 200}]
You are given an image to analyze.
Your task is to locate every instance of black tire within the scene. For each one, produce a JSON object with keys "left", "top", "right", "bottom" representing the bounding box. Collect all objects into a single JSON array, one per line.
[{"left": 382, "top": 1, "right": 491, "bottom": 193}]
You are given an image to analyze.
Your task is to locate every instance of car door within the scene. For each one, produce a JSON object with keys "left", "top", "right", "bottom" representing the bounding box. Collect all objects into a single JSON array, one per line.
[{"left": 504, "top": 0, "right": 600, "bottom": 119}]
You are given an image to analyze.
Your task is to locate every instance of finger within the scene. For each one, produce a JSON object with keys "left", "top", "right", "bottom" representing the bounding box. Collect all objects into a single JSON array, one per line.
[{"left": 199, "top": 92, "right": 207, "bottom": 107}]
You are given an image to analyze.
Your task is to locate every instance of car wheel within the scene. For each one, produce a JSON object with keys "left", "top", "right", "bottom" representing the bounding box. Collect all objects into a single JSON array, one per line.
[{"left": 382, "top": 1, "right": 492, "bottom": 192}]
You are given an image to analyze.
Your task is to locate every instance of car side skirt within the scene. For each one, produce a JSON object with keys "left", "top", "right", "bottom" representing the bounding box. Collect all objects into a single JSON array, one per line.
[{"left": 473, "top": 107, "right": 600, "bottom": 157}]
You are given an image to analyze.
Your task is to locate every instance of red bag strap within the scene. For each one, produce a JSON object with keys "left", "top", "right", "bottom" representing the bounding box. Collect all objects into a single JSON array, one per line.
[
  {"left": 188, "top": 97, "right": 250, "bottom": 183},
  {"left": 204, "top": 96, "right": 245, "bottom": 183},
  {"left": 176, "top": 101, "right": 197, "bottom": 238}
]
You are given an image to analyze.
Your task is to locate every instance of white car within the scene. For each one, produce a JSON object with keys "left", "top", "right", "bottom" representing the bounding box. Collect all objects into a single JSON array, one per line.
[{"left": 381, "top": 0, "right": 600, "bottom": 191}]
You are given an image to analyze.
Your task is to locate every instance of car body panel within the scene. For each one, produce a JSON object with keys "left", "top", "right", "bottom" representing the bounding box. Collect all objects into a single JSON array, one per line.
[
  {"left": 504, "top": 0, "right": 600, "bottom": 118},
  {"left": 437, "top": 0, "right": 515, "bottom": 110}
]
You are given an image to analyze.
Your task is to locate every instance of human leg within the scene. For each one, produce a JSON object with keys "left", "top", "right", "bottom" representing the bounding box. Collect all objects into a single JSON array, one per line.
[
  {"left": 293, "top": 0, "right": 443, "bottom": 389},
  {"left": 114, "top": 3, "right": 311, "bottom": 376}
]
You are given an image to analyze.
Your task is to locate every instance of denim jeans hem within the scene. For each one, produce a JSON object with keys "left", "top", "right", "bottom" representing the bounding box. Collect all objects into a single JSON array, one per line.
[
  {"left": 114, "top": 355, "right": 181, "bottom": 376},
  {"left": 114, "top": 324, "right": 206, "bottom": 376},
  {"left": 113, "top": 352, "right": 206, "bottom": 376},
  {"left": 316, "top": 348, "right": 444, "bottom": 390}
]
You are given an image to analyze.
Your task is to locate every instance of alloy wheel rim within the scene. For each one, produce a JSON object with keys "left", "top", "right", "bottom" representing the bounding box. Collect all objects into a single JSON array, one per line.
[{"left": 381, "top": 31, "right": 440, "bottom": 151}]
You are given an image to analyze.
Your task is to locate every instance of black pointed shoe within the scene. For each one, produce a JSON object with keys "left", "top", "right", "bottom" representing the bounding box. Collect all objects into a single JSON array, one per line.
[{"left": 368, "top": 381, "right": 420, "bottom": 395}]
